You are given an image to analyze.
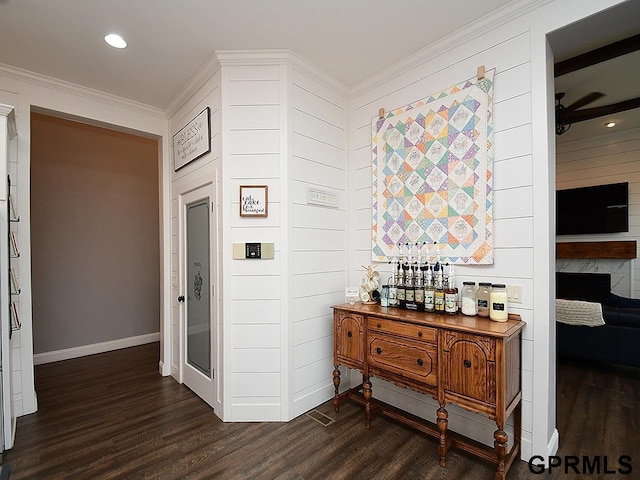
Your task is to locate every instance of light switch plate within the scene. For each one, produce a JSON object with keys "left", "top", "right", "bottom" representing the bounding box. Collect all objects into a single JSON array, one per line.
[
  {"left": 261, "top": 242, "right": 274, "bottom": 259},
  {"left": 232, "top": 243, "right": 245, "bottom": 259},
  {"left": 507, "top": 285, "right": 523, "bottom": 304}
]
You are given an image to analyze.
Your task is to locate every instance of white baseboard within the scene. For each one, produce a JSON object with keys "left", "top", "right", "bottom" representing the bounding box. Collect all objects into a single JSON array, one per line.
[
  {"left": 230, "top": 403, "right": 281, "bottom": 422},
  {"left": 293, "top": 383, "right": 334, "bottom": 419},
  {"left": 159, "top": 360, "right": 170, "bottom": 376},
  {"left": 33, "top": 332, "right": 160, "bottom": 365}
]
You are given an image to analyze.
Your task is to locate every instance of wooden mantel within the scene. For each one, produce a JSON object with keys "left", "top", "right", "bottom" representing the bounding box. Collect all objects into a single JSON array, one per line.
[{"left": 556, "top": 240, "right": 637, "bottom": 259}]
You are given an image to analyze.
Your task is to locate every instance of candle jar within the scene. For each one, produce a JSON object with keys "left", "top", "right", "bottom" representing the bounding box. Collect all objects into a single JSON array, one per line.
[{"left": 489, "top": 284, "right": 508, "bottom": 322}]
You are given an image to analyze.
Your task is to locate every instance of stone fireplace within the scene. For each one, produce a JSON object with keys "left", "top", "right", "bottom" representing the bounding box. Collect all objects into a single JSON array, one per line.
[{"left": 556, "top": 241, "right": 637, "bottom": 297}]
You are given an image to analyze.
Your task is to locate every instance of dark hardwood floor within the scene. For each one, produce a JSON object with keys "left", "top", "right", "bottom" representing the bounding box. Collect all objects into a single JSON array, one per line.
[{"left": 3, "top": 343, "right": 638, "bottom": 479}]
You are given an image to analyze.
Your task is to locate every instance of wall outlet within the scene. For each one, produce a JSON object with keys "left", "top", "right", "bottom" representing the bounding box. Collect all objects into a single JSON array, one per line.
[{"left": 507, "top": 285, "right": 523, "bottom": 304}]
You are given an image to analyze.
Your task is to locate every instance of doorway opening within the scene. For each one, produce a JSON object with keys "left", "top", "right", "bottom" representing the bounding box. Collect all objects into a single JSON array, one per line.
[
  {"left": 548, "top": 0, "right": 640, "bottom": 457},
  {"left": 30, "top": 112, "right": 161, "bottom": 368}
]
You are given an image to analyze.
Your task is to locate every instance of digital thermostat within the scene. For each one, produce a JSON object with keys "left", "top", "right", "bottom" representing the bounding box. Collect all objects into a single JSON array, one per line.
[
  {"left": 232, "top": 242, "right": 275, "bottom": 260},
  {"left": 246, "top": 243, "right": 261, "bottom": 259}
]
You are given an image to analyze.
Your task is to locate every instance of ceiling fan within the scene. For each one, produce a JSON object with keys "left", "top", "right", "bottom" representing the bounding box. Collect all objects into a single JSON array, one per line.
[
  {"left": 555, "top": 92, "right": 640, "bottom": 135},
  {"left": 554, "top": 33, "right": 640, "bottom": 136},
  {"left": 555, "top": 92, "right": 604, "bottom": 135}
]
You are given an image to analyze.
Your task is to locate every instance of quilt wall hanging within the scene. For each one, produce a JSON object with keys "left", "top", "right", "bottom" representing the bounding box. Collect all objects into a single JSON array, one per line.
[{"left": 371, "top": 68, "right": 495, "bottom": 264}]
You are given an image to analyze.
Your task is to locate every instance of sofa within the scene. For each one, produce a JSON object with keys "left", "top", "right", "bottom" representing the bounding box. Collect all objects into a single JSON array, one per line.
[{"left": 556, "top": 272, "right": 640, "bottom": 368}]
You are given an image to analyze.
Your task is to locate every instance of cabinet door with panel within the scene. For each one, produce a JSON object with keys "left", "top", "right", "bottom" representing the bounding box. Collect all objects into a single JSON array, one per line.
[
  {"left": 442, "top": 331, "right": 497, "bottom": 411},
  {"left": 334, "top": 310, "right": 365, "bottom": 369}
]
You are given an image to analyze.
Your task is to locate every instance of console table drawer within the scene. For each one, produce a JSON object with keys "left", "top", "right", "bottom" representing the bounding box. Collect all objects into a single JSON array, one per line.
[
  {"left": 367, "top": 334, "right": 437, "bottom": 387},
  {"left": 367, "top": 317, "right": 437, "bottom": 343}
]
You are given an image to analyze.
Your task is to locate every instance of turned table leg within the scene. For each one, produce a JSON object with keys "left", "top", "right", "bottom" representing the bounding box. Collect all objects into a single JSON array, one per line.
[
  {"left": 333, "top": 366, "right": 341, "bottom": 413},
  {"left": 363, "top": 376, "right": 372, "bottom": 429},
  {"left": 437, "top": 405, "right": 448, "bottom": 466},
  {"left": 494, "top": 427, "right": 508, "bottom": 480}
]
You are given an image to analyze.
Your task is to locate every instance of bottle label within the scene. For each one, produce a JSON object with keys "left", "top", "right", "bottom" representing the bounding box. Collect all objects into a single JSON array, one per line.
[
  {"left": 478, "top": 299, "right": 488, "bottom": 308},
  {"left": 414, "top": 289, "right": 424, "bottom": 303},
  {"left": 406, "top": 288, "right": 415, "bottom": 302},
  {"left": 397, "top": 288, "right": 405, "bottom": 301},
  {"left": 445, "top": 292, "right": 457, "bottom": 312},
  {"left": 435, "top": 292, "right": 445, "bottom": 311},
  {"left": 492, "top": 302, "right": 505, "bottom": 311},
  {"left": 425, "top": 290, "right": 435, "bottom": 309}
]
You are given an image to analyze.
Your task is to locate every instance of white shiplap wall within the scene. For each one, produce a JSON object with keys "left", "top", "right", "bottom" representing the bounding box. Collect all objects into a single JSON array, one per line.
[
  {"left": 345, "top": 0, "right": 627, "bottom": 461},
  {"left": 225, "top": 63, "right": 284, "bottom": 421},
  {"left": 172, "top": 54, "right": 348, "bottom": 422},
  {"left": 291, "top": 70, "right": 347, "bottom": 417},
  {"left": 556, "top": 126, "right": 640, "bottom": 297},
  {"left": 348, "top": 29, "right": 538, "bottom": 457}
]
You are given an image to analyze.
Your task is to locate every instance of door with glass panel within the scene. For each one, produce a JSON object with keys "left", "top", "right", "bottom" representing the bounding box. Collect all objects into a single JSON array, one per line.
[{"left": 180, "top": 184, "right": 216, "bottom": 407}]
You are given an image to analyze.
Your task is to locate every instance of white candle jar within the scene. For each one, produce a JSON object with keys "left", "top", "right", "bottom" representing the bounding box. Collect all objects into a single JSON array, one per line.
[{"left": 489, "top": 284, "right": 508, "bottom": 322}]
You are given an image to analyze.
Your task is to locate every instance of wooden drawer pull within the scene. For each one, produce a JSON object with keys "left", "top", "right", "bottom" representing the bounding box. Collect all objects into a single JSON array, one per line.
[
  {"left": 418, "top": 331, "right": 423, "bottom": 337},
  {"left": 463, "top": 359, "right": 472, "bottom": 368},
  {"left": 417, "top": 358, "right": 424, "bottom": 366},
  {"left": 347, "top": 331, "right": 352, "bottom": 338},
  {"left": 376, "top": 347, "right": 382, "bottom": 354},
  {"left": 377, "top": 322, "right": 381, "bottom": 328}
]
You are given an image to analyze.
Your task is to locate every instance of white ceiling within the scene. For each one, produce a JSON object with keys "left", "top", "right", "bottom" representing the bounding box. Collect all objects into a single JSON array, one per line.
[{"left": 0, "top": 0, "right": 515, "bottom": 109}]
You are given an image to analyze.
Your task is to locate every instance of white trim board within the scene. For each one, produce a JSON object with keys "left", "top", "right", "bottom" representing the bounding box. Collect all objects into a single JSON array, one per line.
[{"left": 33, "top": 332, "right": 160, "bottom": 365}]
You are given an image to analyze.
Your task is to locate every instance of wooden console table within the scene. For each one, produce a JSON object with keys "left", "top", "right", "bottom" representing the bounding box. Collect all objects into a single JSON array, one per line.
[{"left": 332, "top": 303, "right": 525, "bottom": 480}]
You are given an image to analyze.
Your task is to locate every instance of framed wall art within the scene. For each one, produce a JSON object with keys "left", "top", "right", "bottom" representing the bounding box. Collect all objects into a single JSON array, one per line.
[
  {"left": 173, "top": 107, "right": 211, "bottom": 171},
  {"left": 240, "top": 185, "right": 268, "bottom": 217}
]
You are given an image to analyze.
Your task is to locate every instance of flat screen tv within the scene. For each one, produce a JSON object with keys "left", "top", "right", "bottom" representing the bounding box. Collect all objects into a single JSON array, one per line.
[{"left": 556, "top": 182, "right": 628, "bottom": 235}]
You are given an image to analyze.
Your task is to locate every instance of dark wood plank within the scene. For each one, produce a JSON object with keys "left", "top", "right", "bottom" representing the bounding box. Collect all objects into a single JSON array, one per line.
[
  {"left": 4, "top": 343, "right": 638, "bottom": 479},
  {"left": 555, "top": 33, "right": 640, "bottom": 77},
  {"left": 556, "top": 240, "right": 637, "bottom": 259}
]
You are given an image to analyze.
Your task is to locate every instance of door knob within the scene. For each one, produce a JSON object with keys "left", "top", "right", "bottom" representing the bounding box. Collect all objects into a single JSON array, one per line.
[{"left": 178, "top": 295, "right": 185, "bottom": 303}]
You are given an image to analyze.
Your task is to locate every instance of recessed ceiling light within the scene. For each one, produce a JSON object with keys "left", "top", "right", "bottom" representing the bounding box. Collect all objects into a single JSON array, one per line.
[
  {"left": 104, "top": 33, "right": 127, "bottom": 49},
  {"left": 606, "top": 122, "right": 616, "bottom": 128}
]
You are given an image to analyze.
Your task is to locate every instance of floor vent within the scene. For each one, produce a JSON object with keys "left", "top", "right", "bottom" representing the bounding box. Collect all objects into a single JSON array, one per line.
[{"left": 306, "top": 409, "right": 335, "bottom": 427}]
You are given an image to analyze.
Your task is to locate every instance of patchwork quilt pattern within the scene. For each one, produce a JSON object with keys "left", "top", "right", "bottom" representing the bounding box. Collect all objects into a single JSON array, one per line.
[{"left": 371, "top": 69, "right": 495, "bottom": 264}]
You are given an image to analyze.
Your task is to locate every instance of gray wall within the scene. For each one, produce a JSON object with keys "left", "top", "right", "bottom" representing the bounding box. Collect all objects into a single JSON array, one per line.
[{"left": 30, "top": 113, "right": 160, "bottom": 354}]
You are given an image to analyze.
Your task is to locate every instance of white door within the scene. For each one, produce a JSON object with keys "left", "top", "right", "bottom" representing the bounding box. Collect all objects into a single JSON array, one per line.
[{"left": 179, "top": 184, "right": 216, "bottom": 407}]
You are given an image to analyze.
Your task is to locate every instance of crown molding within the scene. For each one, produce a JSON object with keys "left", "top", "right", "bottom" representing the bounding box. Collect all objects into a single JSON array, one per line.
[
  {"left": 0, "top": 63, "right": 165, "bottom": 120},
  {"left": 350, "top": 0, "right": 551, "bottom": 97},
  {"left": 0, "top": 104, "right": 13, "bottom": 116},
  {"left": 216, "top": 49, "right": 349, "bottom": 98},
  {"left": 165, "top": 53, "right": 221, "bottom": 117}
]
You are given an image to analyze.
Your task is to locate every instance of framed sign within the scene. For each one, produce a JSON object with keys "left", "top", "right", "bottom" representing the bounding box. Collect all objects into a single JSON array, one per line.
[
  {"left": 173, "top": 107, "right": 211, "bottom": 171},
  {"left": 240, "top": 185, "right": 268, "bottom": 217}
]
